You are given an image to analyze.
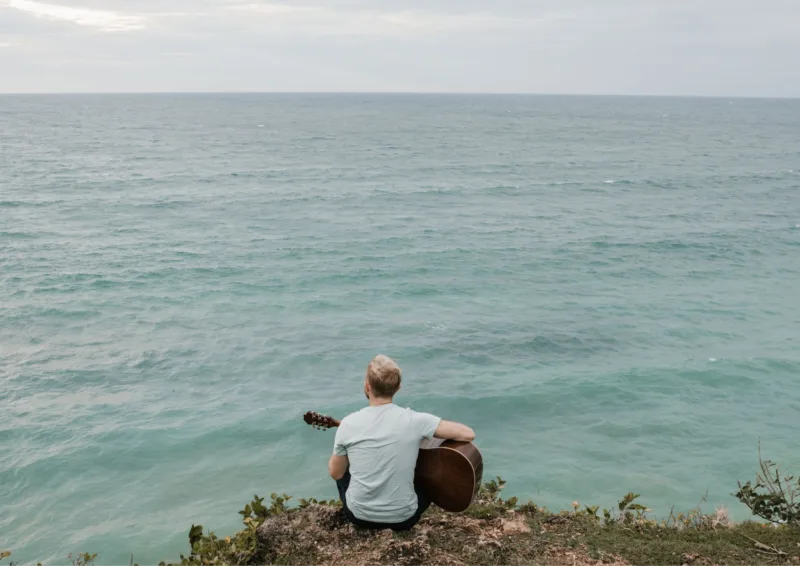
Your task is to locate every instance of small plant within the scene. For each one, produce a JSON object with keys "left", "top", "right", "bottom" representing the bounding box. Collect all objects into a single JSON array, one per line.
[
  {"left": 188, "top": 525, "right": 204, "bottom": 548},
  {"left": 239, "top": 495, "right": 267, "bottom": 522},
  {"left": 618, "top": 492, "right": 649, "bottom": 524},
  {"left": 298, "top": 497, "right": 317, "bottom": 509},
  {"left": 267, "top": 492, "right": 292, "bottom": 515},
  {"left": 660, "top": 493, "right": 730, "bottom": 531},
  {"left": 68, "top": 553, "right": 97, "bottom": 566},
  {"left": 668, "top": 509, "right": 706, "bottom": 529},
  {"left": 238, "top": 493, "right": 292, "bottom": 522},
  {"left": 601, "top": 493, "right": 652, "bottom": 526},
  {"left": 475, "top": 476, "right": 519, "bottom": 510},
  {"left": 735, "top": 445, "right": 799, "bottom": 525},
  {"left": 618, "top": 492, "right": 647, "bottom": 513},
  {"left": 517, "top": 501, "right": 540, "bottom": 516},
  {"left": 583, "top": 505, "right": 600, "bottom": 520},
  {"left": 465, "top": 476, "right": 524, "bottom": 519},
  {"left": 569, "top": 501, "right": 599, "bottom": 520},
  {"left": 479, "top": 477, "right": 506, "bottom": 502}
]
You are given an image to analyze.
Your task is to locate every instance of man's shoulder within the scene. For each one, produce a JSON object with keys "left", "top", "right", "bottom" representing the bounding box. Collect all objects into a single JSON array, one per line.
[
  {"left": 339, "top": 407, "right": 373, "bottom": 426},
  {"left": 341, "top": 406, "right": 368, "bottom": 418},
  {"left": 340, "top": 405, "right": 438, "bottom": 426},
  {"left": 339, "top": 405, "right": 410, "bottom": 429},
  {"left": 403, "top": 406, "right": 439, "bottom": 419},
  {"left": 388, "top": 405, "right": 441, "bottom": 421}
]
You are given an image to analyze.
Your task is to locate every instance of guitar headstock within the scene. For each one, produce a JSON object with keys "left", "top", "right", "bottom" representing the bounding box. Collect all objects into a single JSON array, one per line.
[{"left": 303, "top": 411, "right": 339, "bottom": 430}]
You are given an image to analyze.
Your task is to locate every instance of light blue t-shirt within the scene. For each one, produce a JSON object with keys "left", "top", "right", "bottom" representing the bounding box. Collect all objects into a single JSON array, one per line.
[{"left": 333, "top": 403, "right": 441, "bottom": 523}]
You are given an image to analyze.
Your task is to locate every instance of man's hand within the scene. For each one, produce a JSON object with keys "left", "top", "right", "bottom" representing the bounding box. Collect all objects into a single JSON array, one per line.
[
  {"left": 434, "top": 420, "right": 476, "bottom": 442},
  {"left": 328, "top": 454, "right": 349, "bottom": 480}
]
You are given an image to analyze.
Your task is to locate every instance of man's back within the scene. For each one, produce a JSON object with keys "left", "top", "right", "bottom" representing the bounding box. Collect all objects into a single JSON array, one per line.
[{"left": 333, "top": 403, "right": 440, "bottom": 523}]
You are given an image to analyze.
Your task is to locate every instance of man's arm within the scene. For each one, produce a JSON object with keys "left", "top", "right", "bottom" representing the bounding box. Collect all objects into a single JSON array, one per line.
[
  {"left": 328, "top": 453, "right": 348, "bottom": 480},
  {"left": 434, "top": 420, "right": 476, "bottom": 442}
]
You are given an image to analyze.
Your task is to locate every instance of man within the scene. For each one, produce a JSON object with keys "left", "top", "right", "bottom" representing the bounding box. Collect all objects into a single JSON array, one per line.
[{"left": 328, "top": 354, "right": 476, "bottom": 530}]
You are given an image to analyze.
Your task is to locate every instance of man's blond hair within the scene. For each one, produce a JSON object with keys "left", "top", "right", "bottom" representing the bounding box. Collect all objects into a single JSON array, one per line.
[{"left": 366, "top": 355, "right": 402, "bottom": 398}]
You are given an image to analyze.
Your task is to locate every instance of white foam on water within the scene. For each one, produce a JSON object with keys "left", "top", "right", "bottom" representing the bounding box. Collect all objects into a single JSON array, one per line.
[
  {"left": 604, "top": 180, "right": 615, "bottom": 184},
  {"left": 709, "top": 358, "right": 717, "bottom": 362}
]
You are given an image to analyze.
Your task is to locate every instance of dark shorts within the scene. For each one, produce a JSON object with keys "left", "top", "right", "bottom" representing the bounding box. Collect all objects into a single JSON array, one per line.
[{"left": 335, "top": 470, "right": 431, "bottom": 531}]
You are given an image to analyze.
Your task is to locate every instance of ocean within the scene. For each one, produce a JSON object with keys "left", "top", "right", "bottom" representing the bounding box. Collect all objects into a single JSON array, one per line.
[{"left": 1, "top": 94, "right": 799, "bottom": 564}]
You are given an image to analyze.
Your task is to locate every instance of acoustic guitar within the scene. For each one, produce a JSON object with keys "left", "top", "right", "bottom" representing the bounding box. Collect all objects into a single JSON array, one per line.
[{"left": 304, "top": 411, "right": 483, "bottom": 513}]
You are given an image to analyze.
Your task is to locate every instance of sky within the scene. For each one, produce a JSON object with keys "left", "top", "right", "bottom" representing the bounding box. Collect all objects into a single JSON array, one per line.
[{"left": 0, "top": 0, "right": 799, "bottom": 96}]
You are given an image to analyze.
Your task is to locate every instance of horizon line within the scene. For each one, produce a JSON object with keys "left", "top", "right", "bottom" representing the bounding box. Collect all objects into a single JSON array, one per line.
[{"left": 0, "top": 91, "right": 799, "bottom": 100}]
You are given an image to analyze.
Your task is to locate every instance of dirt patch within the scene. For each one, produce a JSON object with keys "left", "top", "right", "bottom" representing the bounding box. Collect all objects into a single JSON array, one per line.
[{"left": 253, "top": 505, "right": 562, "bottom": 565}]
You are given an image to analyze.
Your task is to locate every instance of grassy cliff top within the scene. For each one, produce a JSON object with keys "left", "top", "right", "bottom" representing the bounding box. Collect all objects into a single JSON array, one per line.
[{"left": 159, "top": 478, "right": 799, "bottom": 566}]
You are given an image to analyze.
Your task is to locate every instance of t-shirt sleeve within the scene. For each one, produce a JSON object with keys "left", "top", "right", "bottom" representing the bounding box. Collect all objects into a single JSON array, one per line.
[
  {"left": 333, "top": 423, "right": 348, "bottom": 456},
  {"left": 412, "top": 411, "right": 442, "bottom": 440}
]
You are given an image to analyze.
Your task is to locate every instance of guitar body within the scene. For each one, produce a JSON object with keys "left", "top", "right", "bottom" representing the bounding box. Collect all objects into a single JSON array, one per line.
[
  {"left": 304, "top": 411, "right": 483, "bottom": 513},
  {"left": 415, "top": 438, "right": 483, "bottom": 512}
]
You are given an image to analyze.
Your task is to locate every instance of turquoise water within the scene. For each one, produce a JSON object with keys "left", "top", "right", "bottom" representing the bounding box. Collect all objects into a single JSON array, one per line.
[{"left": 1, "top": 94, "right": 799, "bottom": 564}]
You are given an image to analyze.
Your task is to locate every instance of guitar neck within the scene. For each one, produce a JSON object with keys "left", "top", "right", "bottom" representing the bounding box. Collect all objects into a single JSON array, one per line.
[{"left": 304, "top": 411, "right": 341, "bottom": 429}]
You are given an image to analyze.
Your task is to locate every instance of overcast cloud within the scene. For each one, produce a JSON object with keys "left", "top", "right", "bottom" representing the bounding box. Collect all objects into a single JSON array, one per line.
[{"left": 0, "top": 0, "right": 798, "bottom": 95}]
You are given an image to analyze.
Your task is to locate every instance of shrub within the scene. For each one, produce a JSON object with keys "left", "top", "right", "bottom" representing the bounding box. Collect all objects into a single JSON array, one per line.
[
  {"left": 735, "top": 446, "right": 799, "bottom": 525},
  {"left": 161, "top": 493, "right": 294, "bottom": 566}
]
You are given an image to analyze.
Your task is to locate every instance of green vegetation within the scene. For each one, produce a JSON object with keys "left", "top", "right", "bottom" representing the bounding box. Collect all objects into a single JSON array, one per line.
[
  {"left": 735, "top": 445, "right": 800, "bottom": 525},
  {"left": 0, "top": 552, "right": 97, "bottom": 566},
  {"left": 3, "top": 452, "right": 800, "bottom": 565}
]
